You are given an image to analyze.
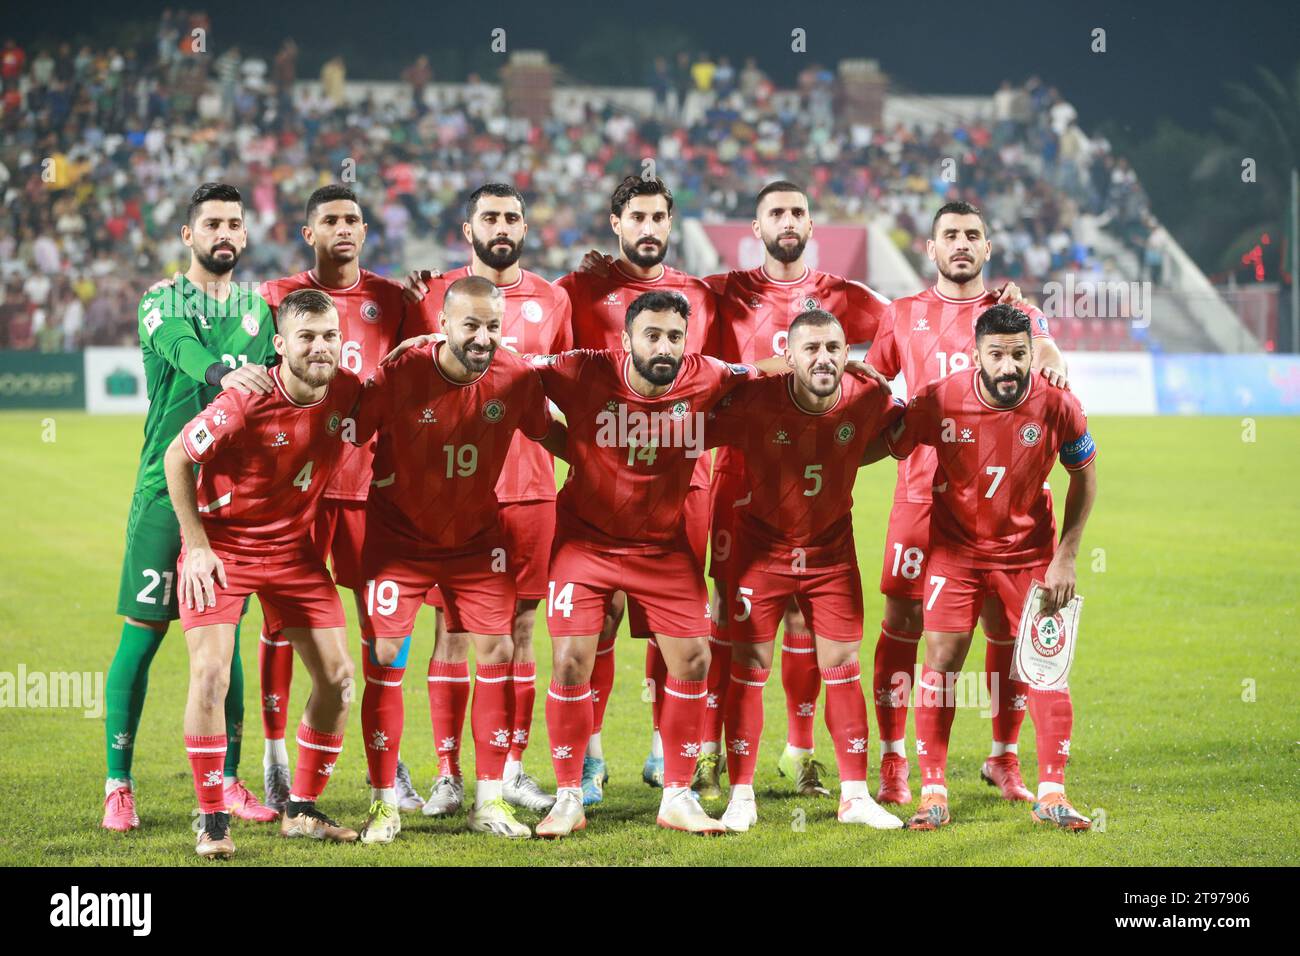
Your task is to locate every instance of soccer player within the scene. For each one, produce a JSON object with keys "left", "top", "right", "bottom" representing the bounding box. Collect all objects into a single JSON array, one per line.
[
  {"left": 697, "top": 180, "right": 890, "bottom": 800},
  {"left": 555, "top": 174, "right": 718, "bottom": 802},
  {"left": 102, "top": 182, "right": 280, "bottom": 832},
  {"left": 350, "top": 275, "right": 564, "bottom": 843},
  {"left": 400, "top": 184, "right": 571, "bottom": 819},
  {"left": 255, "top": 185, "right": 420, "bottom": 814},
  {"left": 867, "top": 200, "right": 1068, "bottom": 806},
  {"left": 164, "top": 289, "right": 364, "bottom": 858},
  {"left": 704, "top": 309, "right": 904, "bottom": 831},
  {"left": 530, "top": 290, "right": 786, "bottom": 838},
  {"left": 875, "top": 304, "right": 1097, "bottom": 830}
]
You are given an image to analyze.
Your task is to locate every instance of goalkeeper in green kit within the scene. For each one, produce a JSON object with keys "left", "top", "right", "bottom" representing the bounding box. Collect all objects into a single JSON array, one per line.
[{"left": 102, "top": 183, "right": 281, "bottom": 830}]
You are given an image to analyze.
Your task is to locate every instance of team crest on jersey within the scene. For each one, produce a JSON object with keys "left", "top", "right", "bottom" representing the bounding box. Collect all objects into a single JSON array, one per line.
[
  {"left": 521, "top": 300, "right": 543, "bottom": 324},
  {"left": 800, "top": 295, "right": 820, "bottom": 311},
  {"left": 773, "top": 429, "right": 791, "bottom": 445},
  {"left": 482, "top": 399, "right": 506, "bottom": 423},
  {"left": 670, "top": 400, "right": 690, "bottom": 420},
  {"left": 327, "top": 412, "right": 342, "bottom": 435},
  {"left": 1019, "top": 422, "right": 1043, "bottom": 447},
  {"left": 1030, "top": 613, "right": 1066, "bottom": 658},
  {"left": 241, "top": 313, "right": 259, "bottom": 337},
  {"left": 361, "top": 300, "right": 381, "bottom": 324},
  {"left": 835, "top": 422, "right": 855, "bottom": 444}
]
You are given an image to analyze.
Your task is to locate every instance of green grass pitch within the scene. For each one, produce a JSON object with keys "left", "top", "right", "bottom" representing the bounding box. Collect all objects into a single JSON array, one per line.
[{"left": 0, "top": 411, "right": 1296, "bottom": 866}]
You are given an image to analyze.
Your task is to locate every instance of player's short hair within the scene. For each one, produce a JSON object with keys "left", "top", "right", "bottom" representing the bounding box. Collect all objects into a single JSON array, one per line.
[
  {"left": 187, "top": 182, "right": 243, "bottom": 226},
  {"left": 445, "top": 274, "right": 505, "bottom": 310},
  {"left": 755, "top": 180, "right": 807, "bottom": 212},
  {"left": 788, "top": 308, "right": 843, "bottom": 342},
  {"left": 931, "top": 200, "right": 986, "bottom": 238},
  {"left": 277, "top": 288, "right": 336, "bottom": 333},
  {"left": 466, "top": 183, "right": 526, "bottom": 221},
  {"left": 974, "top": 304, "right": 1032, "bottom": 343},
  {"left": 305, "top": 184, "right": 360, "bottom": 224},
  {"left": 610, "top": 175, "right": 674, "bottom": 218},
  {"left": 625, "top": 290, "right": 690, "bottom": 332}
]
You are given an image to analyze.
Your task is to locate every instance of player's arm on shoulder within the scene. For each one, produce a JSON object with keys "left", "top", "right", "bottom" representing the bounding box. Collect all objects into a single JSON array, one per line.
[
  {"left": 1033, "top": 333, "right": 1069, "bottom": 388},
  {"left": 865, "top": 305, "right": 901, "bottom": 380},
  {"left": 860, "top": 396, "right": 906, "bottom": 466},
  {"left": 844, "top": 278, "right": 890, "bottom": 346}
]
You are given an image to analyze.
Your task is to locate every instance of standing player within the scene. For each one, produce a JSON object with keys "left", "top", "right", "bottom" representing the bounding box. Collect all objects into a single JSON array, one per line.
[
  {"left": 530, "top": 291, "right": 785, "bottom": 838},
  {"left": 350, "top": 276, "right": 563, "bottom": 843},
  {"left": 867, "top": 201, "right": 1067, "bottom": 806},
  {"left": 164, "top": 289, "right": 364, "bottom": 858},
  {"left": 877, "top": 304, "right": 1097, "bottom": 830},
  {"left": 102, "top": 183, "right": 279, "bottom": 831},
  {"left": 697, "top": 180, "right": 890, "bottom": 800},
  {"left": 400, "top": 184, "right": 571, "bottom": 818},
  {"left": 705, "top": 310, "right": 904, "bottom": 831},
  {"left": 255, "top": 185, "right": 420, "bottom": 814},
  {"left": 555, "top": 175, "right": 717, "bottom": 801}
]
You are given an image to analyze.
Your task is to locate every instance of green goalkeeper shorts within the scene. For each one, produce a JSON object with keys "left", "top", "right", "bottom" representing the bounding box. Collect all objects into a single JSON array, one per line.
[{"left": 115, "top": 491, "right": 183, "bottom": 622}]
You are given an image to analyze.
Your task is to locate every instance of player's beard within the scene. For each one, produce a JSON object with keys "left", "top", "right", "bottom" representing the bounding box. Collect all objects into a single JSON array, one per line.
[
  {"left": 289, "top": 352, "right": 336, "bottom": 388},
  {"left": 473, "top": 234, "right": 523, "bottom": 271},
  {"left": 631, "top": 349, "right": 681, "bottom": 386},
  {"left": 622, "top": 235, "right": 667, "bottom": 269},
  {"left": 195, "top": 242, "right": 240, "bottom": 276},
  {"left": 804, "top": 363, "right": 840, "bottom": 397},
  {"left": 450, "top": 337, "right": 496, "bottom": 375},
  {"left": 936, "top": 252, "right": 981, "bottom": 285},
  {"left": 980, "top": 365, "right": 1030, "bottom": 406},
  {"left": 764, "top": 231, "right": 807, "bottom": 265}
]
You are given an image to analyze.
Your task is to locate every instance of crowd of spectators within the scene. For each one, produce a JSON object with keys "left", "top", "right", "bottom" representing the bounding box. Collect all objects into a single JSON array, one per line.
[{"left": 0, "top": 12, "right": 1157, "bottom": 351}]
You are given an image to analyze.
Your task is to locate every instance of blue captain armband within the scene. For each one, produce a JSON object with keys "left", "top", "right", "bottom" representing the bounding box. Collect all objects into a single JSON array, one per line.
[{"left": 1060, "top": 430, "right": 1097, "bottom": 470}]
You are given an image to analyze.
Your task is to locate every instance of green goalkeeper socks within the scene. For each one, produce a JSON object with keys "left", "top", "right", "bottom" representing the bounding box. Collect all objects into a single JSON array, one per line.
[
  {"left": 104, "top": 620, "right": 249, "bottom": 783},
  {"left": 104, "top": 621, "right": 165, "bottom": 782}
]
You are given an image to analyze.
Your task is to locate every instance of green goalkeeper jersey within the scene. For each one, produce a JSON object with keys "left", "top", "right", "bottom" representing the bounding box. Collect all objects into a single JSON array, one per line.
[{"left": 132, "top": 275, "right": 276, "bottom": 507}]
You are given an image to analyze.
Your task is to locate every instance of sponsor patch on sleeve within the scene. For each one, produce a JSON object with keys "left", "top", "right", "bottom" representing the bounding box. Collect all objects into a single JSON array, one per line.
[
  {"left": 727, "top": 363, "right": 752, "bottom": 376},
  {"left": 142, "top": 308, "right": 163, "bottom": 337},
  {"left": 1060, "top": 430, "right": 1096, "bottom": 468},
  {"left": 188, "top": 421, "right": 215, "bottom": 455}
]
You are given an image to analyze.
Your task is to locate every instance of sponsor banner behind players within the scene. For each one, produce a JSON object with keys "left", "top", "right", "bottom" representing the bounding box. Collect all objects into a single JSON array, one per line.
[
  {"left": 1154, "top": 353, "right": 1300, "bottom": 415},
  {"left": 702, "top": 222, "right": 868, "bottom": 280},
  {"left": 85, "top": 346, "right": 150, "bottom": 414},
  {"left": 1062, "top": 352, "right": 1157, "bottom": 416},
  {"left": 0, "top": 351, "right": 85, "bottom": 409}
]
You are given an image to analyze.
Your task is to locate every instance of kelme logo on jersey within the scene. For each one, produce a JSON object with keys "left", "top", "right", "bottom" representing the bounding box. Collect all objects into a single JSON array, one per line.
[
  {"left": 773, "top": 429, "right": 791, "bottom": 445},
  {"left": 327, "top": 412, "right": 342, "bottom": 435},
  {"left": 1019, "top": 422, "right": 1043, "bottom": 447},
  {"left": 521, "top": 300, "right": 543, "bottom": 323},
  {"left": 242, "top": 313, "right": 260, "bottom": 337},
  {"left": 1030, "top": 613, "right": 1066, "bottom": 658},
  {"left": 482, "top": 399, "right": 505, "bottom": 423},
  {"left": 835, "top": 422, "right": 856, "bottom": 444},
  {"left": 361, "top": 300, "right": 381, "bottom": 323}
]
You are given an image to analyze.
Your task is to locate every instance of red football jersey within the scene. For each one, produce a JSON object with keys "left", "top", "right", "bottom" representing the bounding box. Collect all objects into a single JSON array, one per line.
[
  {"left": 408, "top": 266, "right": 572, "bottom": 503},
  {"left": 707, "top": 371, "right": 902, "bottom": 571},
  {"left": 180, "top": 368, "right": 364, "bottom": 556},
  {"left": 886, "top": 370, "right": 1096, "bottom": 570},
  {"left": 354, "top": 341, "right": 551, "bottom": 558},
  {"left": 533, "top": 349, "right": 755, "bottom": 554},
  {"left": 707, "top": 265, "right": 890, "bottom": 482},
  {"left": 868, "top": 287, "right": 1053, "bottom": 505},
  {"left": 258, "top": 269, "right": 410, "bottom": 501},
  {"left": 558, "top": 262, "right": 721, "bottom": 491}
]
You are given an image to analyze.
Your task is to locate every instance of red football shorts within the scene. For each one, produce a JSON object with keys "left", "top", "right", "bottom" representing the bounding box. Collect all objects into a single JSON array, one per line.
[
  {"left": 177, "top": 548, "right": 345, "bottom": 633},
  {"left": 499, "top": 500, "right": 557, "bottom": 601},
  {"left": 707, "top": 467, "right": 746, "bottom": 587},
  {"left": 360, "top": 544, "right": 516, "bottom": 638},
  {"left": 922, "top": 558, "right": 1051, "bottom": 635},
  {"left": 879, "top": 498, "right": 932, "bottom": 601},
  {"left": 311, "top": 498, "right": 366, "bottom": 591},
  {"left": 729, "top": 558, "right": 865, "bottom": 644},
  {"left": 546, "top": 532, "right": 710, "bottom": 639}
]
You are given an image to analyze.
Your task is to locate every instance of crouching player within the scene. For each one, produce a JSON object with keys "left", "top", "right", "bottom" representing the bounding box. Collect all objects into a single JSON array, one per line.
[
  {"left": 164, "top": 289, "right": 364, "bottom": 858},
  {"left": 875, "top": 304, "right": 1097, "bottom": 830},
  {"left": 705, "top": 309, "right": 904, "bottom": 831}
]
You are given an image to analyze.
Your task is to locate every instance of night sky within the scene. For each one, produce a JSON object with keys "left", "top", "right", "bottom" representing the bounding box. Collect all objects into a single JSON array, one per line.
[{"left": 8, "top": 0, "right": 1297, "bottom": 136}]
